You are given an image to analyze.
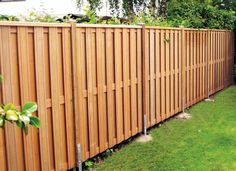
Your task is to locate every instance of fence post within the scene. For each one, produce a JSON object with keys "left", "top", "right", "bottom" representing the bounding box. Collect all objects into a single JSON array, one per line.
[
  {"left": 139, "top": 23, "right": 148, "bottom": 135},
  {"left": 70, "top": 22, "right": 82, "bottom": 170},
  {"left": 205, "top": 29, "right": 214, "bottom": 102},
  {"left": 181, "top": 28, "right": 186, "bottom": 113},
  {"left": 207, "top": 29, "right": 210, "bottom": 99}
]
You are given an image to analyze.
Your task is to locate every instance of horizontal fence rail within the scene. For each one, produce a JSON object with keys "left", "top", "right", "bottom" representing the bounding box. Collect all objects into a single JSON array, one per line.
[{"left": 0, "top": 22, "right": 234, "bottom": 171}]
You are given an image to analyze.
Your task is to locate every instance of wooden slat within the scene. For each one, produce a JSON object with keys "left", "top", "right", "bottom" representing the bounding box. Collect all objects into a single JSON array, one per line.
[
  {"left": 114, "top": 29, "right": 123, "bottom": 143},
  {"left": 155, "top": 29, "right": 161, "bottom": 123},
  {"left": 34, "top": 27, "right": 51, "bottom": 171},
  {"left": 130, "top": 29, "right": 138, "bottom": 133},
  {"left": 49, "top": 27, "right": 63, "bottom": 171},
  {"left": 122, "top": 28, "right": 130, "bottom": 139},
  {"left": 62, "top": 27, "right": 75, "bottom": 167},
  {"left": 137, "top": 29, "right": 142, "bottom": 131},
  {"left": 149, "top": 29, "right": 155, "bottom": 125},
  {"left": 160, "top": 30, "right": 165, "bottom": 120},
  {"left": 96, "top": 28, "right": 107, "bottom": 152}
]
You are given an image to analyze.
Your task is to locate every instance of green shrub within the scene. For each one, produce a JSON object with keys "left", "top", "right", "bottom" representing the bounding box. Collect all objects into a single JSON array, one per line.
[{"left": 0, "top": 75, "right": 40, "bottom": 134}]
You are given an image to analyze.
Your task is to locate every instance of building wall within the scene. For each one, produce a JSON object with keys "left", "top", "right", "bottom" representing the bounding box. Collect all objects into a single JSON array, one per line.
[{"left": 0, "top": 0, "right": 110, "bottom": 16}]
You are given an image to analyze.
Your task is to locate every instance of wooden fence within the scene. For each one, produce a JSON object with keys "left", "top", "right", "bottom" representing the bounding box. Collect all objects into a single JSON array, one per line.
[{"left": 0, "top": 22, "right": 234, "bottom": 171}]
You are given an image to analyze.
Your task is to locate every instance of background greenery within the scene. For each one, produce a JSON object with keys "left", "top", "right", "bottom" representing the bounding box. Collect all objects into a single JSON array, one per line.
[
  {"left": 0, "top": 0, "right": 235, "bottom": 29},
  {"left": 76, "top": 0, "right": 236, "bottom": 29}
]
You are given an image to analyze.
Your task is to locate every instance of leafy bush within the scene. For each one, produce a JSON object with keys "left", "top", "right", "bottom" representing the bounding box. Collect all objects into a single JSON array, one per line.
[
  {"left": 0, "top": 75, "right": 40, "bottom": 134},
  {"left": 21, "top": 10, "right": 57, "bottom": 23},
  {"left": 166, "top": 0, "right": 236, "bottom": 29},
  {"left": 0, "top": 14, "right": 19, "bottom": 21}
]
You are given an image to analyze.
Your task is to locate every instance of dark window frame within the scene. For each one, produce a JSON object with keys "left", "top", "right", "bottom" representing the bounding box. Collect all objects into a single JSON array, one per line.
[{"left": 0, "top": 0, "right": 25, "bottom": 2}]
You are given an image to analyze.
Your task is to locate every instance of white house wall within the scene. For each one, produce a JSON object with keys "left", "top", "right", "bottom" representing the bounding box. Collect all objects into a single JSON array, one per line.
[{"left": 0, "top": 0, "right": 110, "bottom": 16}]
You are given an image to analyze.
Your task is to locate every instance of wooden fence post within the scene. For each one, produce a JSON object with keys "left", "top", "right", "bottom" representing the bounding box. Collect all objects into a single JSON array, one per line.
[
  {"left": 181, "top": 28, "right": 186, "bottom": 113},
  {"left": 139, "top": 23, "right": 148, "bottom": 135},
  {"left": 70, "top": 22, "right": 82, "bottom": 170},
  {"left": 207, "top": 29, "right": 211, "bottom": 99}
]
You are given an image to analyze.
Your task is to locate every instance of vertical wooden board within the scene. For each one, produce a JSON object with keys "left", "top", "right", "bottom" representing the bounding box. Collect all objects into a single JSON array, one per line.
[
  {"left": 0, "top": 27, "right": 11, "bottom": 171},
  {"left": 45, "top": 29, "right": 57, "bottom": 170},
  {"left": 11, "top": 27, "right": 26, "bottom": 171},
  {"left": 28, "top": 30, "right": 41, "bottom": 171},
  {"left": 196, "top": 31, "right": 199, "bottom": 101},
  {"left": 165, "top": 30, "right": 170, "bottom": 118},
  {"left": 34, "top": 27, "right": 51, "bottom": 171},
  {"left": 219, "top": 32, "right": 222, "bottom": 89},
  {"left": 149, "top": 29, "right": 155, "bottom": 125},
  {"left": 0, "top": 50, "right": 7, "bottom": 171},
  {"left": 85, "top": 28, "right": 97, "bottom": 156},
  {"left": 174, "top": 30, "right": 179, "bottom": 112},
  {"left": 210, "top": 31, "right": 213, "bottom": 93},
  {"left": 181, "top": 29, "right": 186, "bottom": 111},
  {"left": 186, "top": 31, "right": 190, "bottom": 107},
  {"left": 114, "top": 29, "right": 123, "bottom": 143},
  {"left": 130, "top": 29, "right": 138, "bottom": 133},
  {"left": 57, "top": 30, "right": 68, "bottom": 167},
  {"left": 62, "top": 28, "right": 75, "bottom": 167},
  {"left": 75, "top": 28, "right": 90, "bottom": 160},
  {"left": 91, "top": 30, "right": 99, "bottom": 155},
  {"left": 203, "top": 32, "right": 206, "bottom": 98},
  {"left": 96, "top": 28, "right": 106, "bottom": 152},
  {"left": 222, "top": 32, "right": 225, "bottom": 87},
  {"left": 144, "top": 29, "right": 150, "bottom": 125},
  {"left": 0, "top": 33, "right": 7, "bottom": 171},
  {"left": 122, "top": 28, "right": 130, "bottom": 139},
  {"left": 137, "top": 29, "right": 143, "bottom": 131},
  {"left": 0, "top": 28, "right": 7, "bottom": 171},
  {"left": 189, "top": 31, "right": 192, "bottom": 105},
  {"left": 18, "top": 26, "right": 42, "bottom": 171},
  {"left": 155, "top": 29, "right": 161, "bottom": 123},
  {"left": 193, "top": 31, "right": 197, "bottom": 103},
  {"left": 160, "top": 30, "right": 165, "bottom": 120},
  {"left": 178, "top": 31, "right": 182, "bottom": 111},
  {"left": 199, "top": 31, "right": 203, "bottom": 100},
  {"left": 169, "top": 30, "right": 174, "bottom": 115},
  {"left": 0, "top": 26, "right": 26, "bottom": 171},
  {"left": 49, "top": 27, "right": 63, "bottom": 170},
  {"left": 105, "top": 28, "right": 116, "bottom": 147}
]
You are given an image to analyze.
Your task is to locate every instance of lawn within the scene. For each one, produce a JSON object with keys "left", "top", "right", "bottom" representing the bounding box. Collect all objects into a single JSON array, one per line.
[{"left": 96, "top": 86, "right": 236, "bottom": 171}]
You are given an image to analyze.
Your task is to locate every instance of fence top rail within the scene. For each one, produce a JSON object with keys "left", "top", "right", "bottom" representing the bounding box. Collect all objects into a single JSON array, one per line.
[
  {"left": 0, "top": 21, "right": 232, "bottom": 32},
  {"left": 76, "top": 23, "right": 142, "bottom": 29},
  {"left": 145, "top": 26, "right": 231, "bottom": 32},
  {"left": 0, "top": 21, "right": 71, "bottom": 27}
]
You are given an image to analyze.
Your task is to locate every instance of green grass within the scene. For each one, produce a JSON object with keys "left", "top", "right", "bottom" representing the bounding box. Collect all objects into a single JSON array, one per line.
[{"left": 96, "top": 86, "right": 236, "bottom": 171}]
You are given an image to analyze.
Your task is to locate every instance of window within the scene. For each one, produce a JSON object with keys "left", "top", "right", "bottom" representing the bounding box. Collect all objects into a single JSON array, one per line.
[{"left": 0, "top": 0, "right": 25, "bottom": 2}]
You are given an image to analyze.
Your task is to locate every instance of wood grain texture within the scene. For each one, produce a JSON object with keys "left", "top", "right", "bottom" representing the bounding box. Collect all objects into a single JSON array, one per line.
[{"left": 0, "top": 23, "right": 233, "bottom": 171}]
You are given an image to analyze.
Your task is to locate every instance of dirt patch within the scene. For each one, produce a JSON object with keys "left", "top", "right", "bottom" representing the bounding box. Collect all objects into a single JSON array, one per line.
[
  {"left": 175, "top": 112, "right": 191, "bottom": 120},
  {"left": 136, "top": 134, "right": 153, "bottom": 143}
]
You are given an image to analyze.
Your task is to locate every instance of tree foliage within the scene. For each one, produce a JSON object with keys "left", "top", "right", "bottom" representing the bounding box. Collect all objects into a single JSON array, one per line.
[{"left": 76, "top": 0, "right": 236, "bottom": 29}]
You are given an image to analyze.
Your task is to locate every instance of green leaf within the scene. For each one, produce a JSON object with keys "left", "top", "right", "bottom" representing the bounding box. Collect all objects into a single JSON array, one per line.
[
  {"left": 0, "top": 117, "right": 4, "bottom": 127},
  {"left": 0, "top": 74, "right": 3, "bottom": 82},
  {"left": 29, "top": 116, "right": 40, "bottom": 128},
  {"left": 4, "top": 103, "right": 16, "bottom": 112},
  {"left": 16, "top": 120, "right": 23, "bottom": 128},
  {"left": 23, "top": 126, "right": 28, "bottom": 135},
  {"left": 19, "top": 115, "right": 30, "bottom": 125},
  {"left": 22, "top": 102, "right": 37, "bottom": 113},
  {"left": 6, "top": 110, "right": 18, "bottom": 121}
]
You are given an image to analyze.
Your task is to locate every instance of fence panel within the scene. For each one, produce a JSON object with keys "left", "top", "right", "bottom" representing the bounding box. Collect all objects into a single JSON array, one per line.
[
  {"left": 0, "top": 22, "right": 234, "bottom": 171},
  {"left": 74, "top": 25, "right": 143, "bottom": 161},
  {"left": 0, "top": 23, "right": 76, "bottom": 171}
]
